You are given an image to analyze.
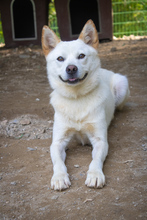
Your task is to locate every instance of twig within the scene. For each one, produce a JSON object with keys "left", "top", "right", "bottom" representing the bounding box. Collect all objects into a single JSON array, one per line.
[
  {"left": 83, "top": 198, "right": 93, "bottom": 203},
  {"left": 123, "top": 160, "right": 133, "bottom": 164}
]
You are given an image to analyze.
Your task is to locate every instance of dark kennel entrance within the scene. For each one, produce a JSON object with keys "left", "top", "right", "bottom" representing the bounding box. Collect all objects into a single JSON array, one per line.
[
  {"left": 0, "top": 0, "right": 50, "bottom": 47},
  {"left": 69, "top": 0, "right": 100, "bottom": 35},
  {"left": 55, "top": 0, "right": 112, "bottom": 41},
  {"left": 11, "top": 0, "right": 37, "bottom": 40}
]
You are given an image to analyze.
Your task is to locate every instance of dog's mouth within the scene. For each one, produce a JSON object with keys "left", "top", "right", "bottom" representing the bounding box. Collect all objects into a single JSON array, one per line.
[{"left": 59, "top": 73, "right": 88, "bottom": 84}]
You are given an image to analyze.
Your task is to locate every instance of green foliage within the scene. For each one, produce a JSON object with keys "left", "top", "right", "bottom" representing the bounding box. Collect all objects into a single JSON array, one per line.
[
  {"left": 49, "top": 0, "right": 60, "bottom": 37},
  {"left": 49, "top": 0, "right": 56, "bottom": 23},
  {"left": 112, "top": 0, "right": 147, "bottom": 37},
  {"left": 0, "top": 14, "right": 4, "bottom": 44}
]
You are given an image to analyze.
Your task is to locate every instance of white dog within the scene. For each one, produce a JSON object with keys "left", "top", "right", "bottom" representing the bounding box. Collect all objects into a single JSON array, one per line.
[{"left": 42, "top": 20, "right": 129, "bottom": 191}]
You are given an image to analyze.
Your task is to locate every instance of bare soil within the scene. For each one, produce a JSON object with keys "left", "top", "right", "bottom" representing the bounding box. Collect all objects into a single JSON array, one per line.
[{"left": 0, "top": 39, "right": 147, "bottom": 220}]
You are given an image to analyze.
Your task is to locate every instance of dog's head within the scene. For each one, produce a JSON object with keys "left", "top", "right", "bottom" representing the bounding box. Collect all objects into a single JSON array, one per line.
[{"left": 42, "top": 20, "right": 101, "bottom": 97}]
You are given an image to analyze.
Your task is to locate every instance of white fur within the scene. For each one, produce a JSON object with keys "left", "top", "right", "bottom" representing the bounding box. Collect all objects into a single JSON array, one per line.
[{"left": 43, "top": 24, "right": 129, "bottom": 191}]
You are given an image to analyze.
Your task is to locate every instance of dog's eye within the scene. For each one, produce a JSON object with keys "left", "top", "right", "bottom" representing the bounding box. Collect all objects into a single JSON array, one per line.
[
  {"left": 78, "top": 54, "right": 85, "bottom": 59},
  {"left": 57, "top": 56, "right": 64, "bottom": 62}
]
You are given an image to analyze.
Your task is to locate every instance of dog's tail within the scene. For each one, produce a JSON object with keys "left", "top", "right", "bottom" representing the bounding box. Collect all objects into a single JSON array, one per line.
[{"left": 112, "top": 74, "right": 130, "bottom": 110}]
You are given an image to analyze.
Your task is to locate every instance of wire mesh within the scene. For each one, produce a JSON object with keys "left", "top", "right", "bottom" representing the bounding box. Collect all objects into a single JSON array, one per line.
[{"left": 112, "top": 0, "right": 147, "bottom": 37}]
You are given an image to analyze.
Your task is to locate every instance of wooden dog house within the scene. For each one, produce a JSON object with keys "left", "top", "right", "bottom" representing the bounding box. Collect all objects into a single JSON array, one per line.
[
  {"left": 0, "top": 0, "right": 112, "bottom": 47},
  {"left": 0, "top": 0, "right": 50, "bottom": 47},
  {"left": 55, "top": 0, "right": 112, "bottom": 41}
]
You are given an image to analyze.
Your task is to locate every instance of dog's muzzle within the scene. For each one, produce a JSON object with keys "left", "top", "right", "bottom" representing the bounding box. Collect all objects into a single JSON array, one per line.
[{"left": 59, "top": 65, "right": 88, "bottom": 84}]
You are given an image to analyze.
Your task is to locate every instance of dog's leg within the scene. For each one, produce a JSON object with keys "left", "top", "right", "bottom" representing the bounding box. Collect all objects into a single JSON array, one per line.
[
  {"left": 50, "top": 121, "right": 73, "bottom": 191},
  {"left": 50, "top": 141, "right": 71, "bottom": 191},
  {"left": 85, "top": 122, "right": 108, "bottom": 188}
]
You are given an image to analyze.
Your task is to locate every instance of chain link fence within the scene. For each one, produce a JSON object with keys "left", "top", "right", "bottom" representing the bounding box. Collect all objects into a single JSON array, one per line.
[{"left": 112, "top": 0, "right": 147, "bottom": 37}]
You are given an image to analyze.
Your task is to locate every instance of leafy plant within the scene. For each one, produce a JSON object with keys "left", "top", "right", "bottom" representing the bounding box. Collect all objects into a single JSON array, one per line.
[
  {"left": 49, "top": 0, "right": 60, "bottom": 37},
  {"left": 112, "top": 0, "right": 147, "bottom": 37}
]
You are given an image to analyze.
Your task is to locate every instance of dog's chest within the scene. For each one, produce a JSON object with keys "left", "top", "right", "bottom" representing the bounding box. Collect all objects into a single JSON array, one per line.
[{"left": 50, "top": 90, "right": 102, "bottom": 122}]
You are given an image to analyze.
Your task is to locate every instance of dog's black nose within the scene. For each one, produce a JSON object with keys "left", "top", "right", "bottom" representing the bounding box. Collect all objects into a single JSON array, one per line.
[{"left": 66, "top": 65, "right": 78, "bottom": 75}]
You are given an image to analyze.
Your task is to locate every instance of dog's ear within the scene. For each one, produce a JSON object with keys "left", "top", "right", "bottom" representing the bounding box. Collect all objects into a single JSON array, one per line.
[
  {"left": 79, "top": 20, "right": 99, "bottom": 50},
  {"left": 42, "top": 26, "right": 61, "bottom": 56}
]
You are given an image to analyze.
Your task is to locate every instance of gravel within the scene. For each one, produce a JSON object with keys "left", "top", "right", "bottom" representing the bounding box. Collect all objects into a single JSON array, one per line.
[{"left": 0, "top": 115, "right": 53, "bottom": 140}]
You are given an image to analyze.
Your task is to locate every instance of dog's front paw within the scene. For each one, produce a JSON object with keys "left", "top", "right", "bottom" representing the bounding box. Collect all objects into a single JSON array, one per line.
[
  {"left": 85, "top": 170, "right": 105, "bottom": 188},
  {"left": 51, "top": 173, "right": 71, "bottom": 191}
]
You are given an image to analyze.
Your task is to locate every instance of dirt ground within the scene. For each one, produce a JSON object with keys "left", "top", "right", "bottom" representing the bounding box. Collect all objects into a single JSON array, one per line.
[{"left": 0, "top": 38, "right": 147, "bottom": 220}]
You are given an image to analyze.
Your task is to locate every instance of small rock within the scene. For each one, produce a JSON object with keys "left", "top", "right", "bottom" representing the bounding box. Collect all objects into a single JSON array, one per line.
[
  {"left": 111, "top": 47, "right": 117, "bottom": 52},
  {"left": 11, "top": 182, "right": 17, "bottom": 186},
  {"left": 24, "top": 133, "right": 30, "bottom": 138},
  {"left": 35, "top": 51, "right": 40, "bottom": 56},
  {"left": 20, "top": 119, "right": 31, "bottom": 125},
  {"left": 1, "top": 120, "right": 8, "bottom": 126},
  {"left": 27, "top": 147, "right": 36, "bottom": 151},
  {"left": 40, "top": 207, "right": 46, "bottom": 211},
  {"left": 51, "top": 195, "right": 59, "bottom": 200},
  {"left": 126, "top": 102, "right": 138, "bottom": 107},
  {"left": 38, "top": 128, "right": 45, "bottom": 134},
  {"left": 36, "top": 98, "right": 40, "bottom": 101},
  {"left": 48, "top": 120, "right": 53, "bottom": 124},
  {"left": 19, "top": 54, "right": 30, "bottom": 59},
  {"left": 25, "top": 48, "right": 32, "bottom": 53},
  {"left": 11, "top": 119, "right": 19, "bottom": 124},
  {"left": 142, "top": 136, "right": 147, "bottom": 141},
  {"left": 74, "top": 165, "right": 80, "bottom": 168},
  {"left": 32, "top": 55, "right": 36, "bottom": 59}
]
